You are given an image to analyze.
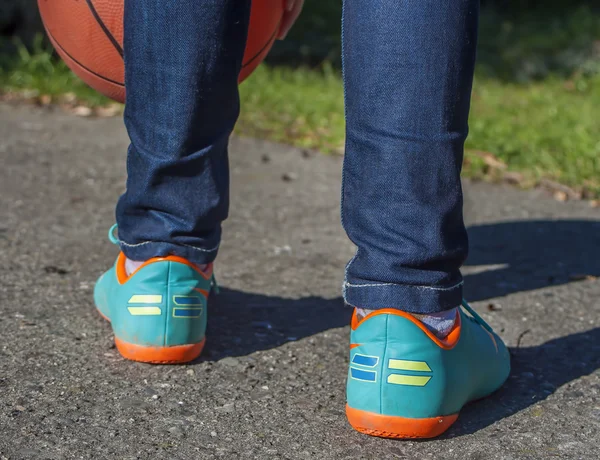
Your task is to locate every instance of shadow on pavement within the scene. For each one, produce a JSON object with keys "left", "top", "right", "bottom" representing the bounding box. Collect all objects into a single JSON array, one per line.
[
  {"left": 206, "top": 219, "right": 600, "bottom": 358},
  {"left": 205, "top": 289, "right": 349, "bottom": 361},
  {"left": 464, "top": 220, "right": 600, "bottom": 302},
  {"left": 448, "top": 326, "right": 600, "bottom": 438}
]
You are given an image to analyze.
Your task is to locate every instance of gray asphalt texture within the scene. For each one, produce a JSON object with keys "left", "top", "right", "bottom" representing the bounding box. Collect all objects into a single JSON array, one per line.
[{"left": 0, "top": 103, "right": 599, "bottom": 459}]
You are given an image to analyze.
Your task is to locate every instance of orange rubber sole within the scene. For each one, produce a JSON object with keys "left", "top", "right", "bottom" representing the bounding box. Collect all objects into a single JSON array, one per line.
[
  {"left": 96, "top": 308, "right": 204, "bottom": 364},
  {"left": 346, "top": 404, "right": 459, "bottom": 439},
  {"left": 114, "top": 337, "right": 206, "bottom": 364}
]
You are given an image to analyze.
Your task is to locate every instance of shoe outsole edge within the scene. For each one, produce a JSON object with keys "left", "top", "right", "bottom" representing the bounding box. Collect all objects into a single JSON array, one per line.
[
  {"left": 346, "top": 404, "right": 459, "bottom": 439},
  {"left": 114, "top": 337, "right": 206, "bottom": 364}
]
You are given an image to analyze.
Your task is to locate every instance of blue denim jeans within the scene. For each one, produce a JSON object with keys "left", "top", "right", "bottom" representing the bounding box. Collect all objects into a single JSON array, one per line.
[{"left": 117, "top": 0, "right": 479, "bottom": 314}]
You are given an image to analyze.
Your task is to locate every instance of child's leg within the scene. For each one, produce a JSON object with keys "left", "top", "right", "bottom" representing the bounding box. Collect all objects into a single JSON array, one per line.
[
  {"left": 341, "top": 0, "right": 478, "bottom": 314},
  {"left": 343, "top": 0, "right": 511, "bottom": 439},
  {"left": 116, "top": 0, "right": 251, "bottom": 265},
  {"left": 93, "top": 1, "right": 251, "bottom": 364}
]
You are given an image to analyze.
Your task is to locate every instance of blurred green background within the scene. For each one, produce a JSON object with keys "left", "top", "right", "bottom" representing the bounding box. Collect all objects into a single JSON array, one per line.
[{"left": 1, "top": 1, "right": 599, "bottom": 198}]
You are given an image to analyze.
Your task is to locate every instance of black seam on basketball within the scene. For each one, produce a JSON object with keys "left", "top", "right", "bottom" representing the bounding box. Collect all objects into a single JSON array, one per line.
[
  {"left": 46, "top": 27, "right": 125, "bottom": 87},
  {"left": 85, "top": 0, "right": 124, "bottom": 58},
  {"left": 241, "top": 20, "right": 280, "bottom": 69}
]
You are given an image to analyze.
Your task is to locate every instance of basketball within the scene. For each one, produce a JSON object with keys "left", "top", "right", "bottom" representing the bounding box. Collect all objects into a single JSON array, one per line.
[{"left": 37, "top": 1, "right": 284, "bottom": 103}]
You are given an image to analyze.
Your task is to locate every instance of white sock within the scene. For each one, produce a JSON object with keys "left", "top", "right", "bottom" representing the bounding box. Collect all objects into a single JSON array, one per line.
[
  {"left": 125, "top": 257, "right": 208, "bottom": 276},
  {"left": 356, "top": 307, "right": 458, "bottom": 339},
  {"left": 412, "top": 309, "right": 458, "bottom": 338}
]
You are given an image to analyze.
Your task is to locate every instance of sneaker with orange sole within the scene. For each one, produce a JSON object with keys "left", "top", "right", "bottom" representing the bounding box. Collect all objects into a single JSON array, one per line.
[
  {"left": 346, "top": 300, "right": 510, "bottom": 439},
  {"left": 93, "top": 226, "right": 216, "bottom": 364}
]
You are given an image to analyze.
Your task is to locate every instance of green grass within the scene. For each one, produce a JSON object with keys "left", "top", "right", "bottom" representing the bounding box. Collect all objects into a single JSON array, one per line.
[
  {"left": 244, "top": 66, "right": 600, "bottom": 197},
  {"left": 238, "top": 64, "right": 344, "bottom": 153},
  {"left": 0, "top": 36, "right": 109, "bottom": 106},
  {"left": 468, "top": 75, "right": 600, "bottom": 194},
  {"left": 1, "top": 5, "right": 600, "bottom": 197}
]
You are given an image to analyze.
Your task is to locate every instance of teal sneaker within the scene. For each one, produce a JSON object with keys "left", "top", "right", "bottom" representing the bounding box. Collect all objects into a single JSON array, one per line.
[
  {"left": 94, "top": 226, "right": 216, "bottom": 364},
  {"left": 346, "top": 300, "right": 510, "bottom": 439}
]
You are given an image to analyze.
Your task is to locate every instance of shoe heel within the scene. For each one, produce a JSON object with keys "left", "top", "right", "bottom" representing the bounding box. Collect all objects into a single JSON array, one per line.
[
  {"left": 102, "top": 259, "right": 210, "bottom": 364},
  {"left": 114, "top": 337, "right": 206, "bottom": 364}
]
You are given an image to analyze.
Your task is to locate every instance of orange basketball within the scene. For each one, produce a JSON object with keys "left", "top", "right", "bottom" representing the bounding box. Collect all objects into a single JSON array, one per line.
[{"left": 37, "top": 1, "right": 283, "bottom": 103}]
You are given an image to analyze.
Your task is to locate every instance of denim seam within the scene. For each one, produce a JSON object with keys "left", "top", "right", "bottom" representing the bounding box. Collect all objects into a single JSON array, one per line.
[
  {"left": 339, "top": 0, "right": 348, "bottom": 233},
  {"left": 120, "top": 240, "right": 220, "bottom": 253},
  {"left": 344, "top": 280, "right": 464, "bottom": 291},
  {"left": 342, "top": 249, "right": 359, "bottom": 299}
]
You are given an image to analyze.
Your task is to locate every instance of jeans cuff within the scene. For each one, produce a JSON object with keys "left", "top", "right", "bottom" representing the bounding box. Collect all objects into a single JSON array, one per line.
[
  {"left": 119, "top": 240, "right": 219, "bottom": 266},
  {"left": 343, "top": 277, "right": 463, "bottom": 314}
]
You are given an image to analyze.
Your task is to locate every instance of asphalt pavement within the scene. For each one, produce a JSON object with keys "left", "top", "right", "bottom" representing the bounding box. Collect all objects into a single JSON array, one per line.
[{"left": 1, "top": 103, "right": 599, "bottom": 459}]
